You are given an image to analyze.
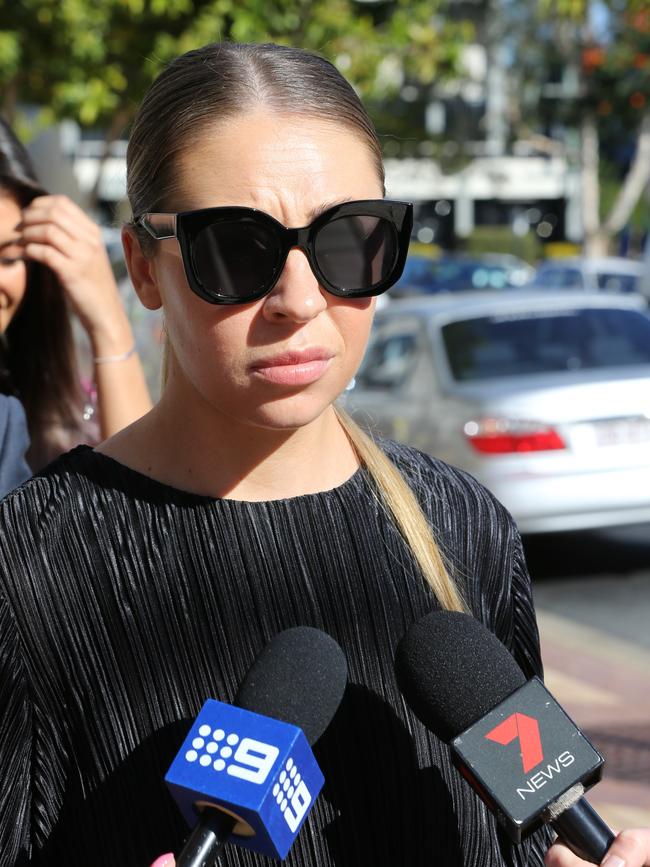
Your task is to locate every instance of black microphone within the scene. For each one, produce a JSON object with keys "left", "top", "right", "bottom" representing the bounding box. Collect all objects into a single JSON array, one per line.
[
  {"left": 395, "top": 610, "right": 616, "bottom": 864},
  {"left": 172, "top": 626, "right": 348, "bottom": 867}
]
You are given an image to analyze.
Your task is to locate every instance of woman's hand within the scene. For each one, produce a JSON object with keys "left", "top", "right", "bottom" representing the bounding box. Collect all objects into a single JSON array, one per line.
[
  {"left": 19, "top": 194, "right": 153, "bottom": 436},
  {"left": 18, "top": 194, "right": 131, "bottom": 351},
  {"left": 546, "top": 829, "right": 650, "bottom": 867}
]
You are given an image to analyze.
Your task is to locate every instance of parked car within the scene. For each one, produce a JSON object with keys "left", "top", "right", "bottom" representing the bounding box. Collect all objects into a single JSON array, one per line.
[
  {"left": 531, "top": 256, "right": 648, "bottom": 299},
  {"left": 343, "top": 291, "right": 650, "bottom": 534},
  {"left": 390, "top": 253, "right": 534, "bottom": 298}
]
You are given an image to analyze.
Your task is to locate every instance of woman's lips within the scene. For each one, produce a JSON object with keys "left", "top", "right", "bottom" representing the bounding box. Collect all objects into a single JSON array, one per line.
[{"left": 251, "top": 349, "right": 334, "bottom": 386}]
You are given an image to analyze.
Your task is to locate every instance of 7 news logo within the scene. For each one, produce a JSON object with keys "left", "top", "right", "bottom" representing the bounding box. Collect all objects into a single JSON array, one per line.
[
  {"left": 485, "top": 713, "right": 543, "bottom": 773},
  {"left": 451, "top": 679, "right": 604, "bottom": 840},
  {"left": 484, "top": 712, "right": 575, "bottom": 800}
]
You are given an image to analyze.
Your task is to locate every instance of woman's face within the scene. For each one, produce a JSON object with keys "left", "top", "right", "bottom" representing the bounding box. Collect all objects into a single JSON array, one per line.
[
  {"left": 0, "top": 193, "right": 27, "bottom": 333},
  {"left": 140, "top": 112, "right": 384, "bottom": 433}
]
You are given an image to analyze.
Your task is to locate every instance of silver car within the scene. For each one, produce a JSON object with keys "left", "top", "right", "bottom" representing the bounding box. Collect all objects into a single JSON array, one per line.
[{"left": 343, "top": 291, "right": 650, "bottom": 534}]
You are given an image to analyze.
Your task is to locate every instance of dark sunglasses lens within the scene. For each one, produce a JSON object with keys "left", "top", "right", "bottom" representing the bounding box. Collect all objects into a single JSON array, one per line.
[
  {"left": 192, "top": 218, "right": 280, "bottom": 300},
  {"left": 314, "top": 215, "right": 398, "bottom": 293}
]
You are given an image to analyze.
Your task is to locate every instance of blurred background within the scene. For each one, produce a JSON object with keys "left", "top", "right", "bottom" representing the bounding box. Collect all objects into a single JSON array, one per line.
[{"left": 2, "top": 0, "right": 648, "bottom": 831}]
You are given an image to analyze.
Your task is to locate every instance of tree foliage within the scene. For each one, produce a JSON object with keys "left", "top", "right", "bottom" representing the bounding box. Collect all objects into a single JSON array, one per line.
[
  {"left": 510, "top": 2, "right": 649, "bottom": 152},
  {"left": 505, "top": 0, "right": 649, "bottom": 250},
  {"left": 0, "top": 0, "right": 472, "bottom": 133}
]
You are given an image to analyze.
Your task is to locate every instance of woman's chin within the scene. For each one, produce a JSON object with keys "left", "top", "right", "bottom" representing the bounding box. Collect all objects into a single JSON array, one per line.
[{"left": 248, "top": 393, "right": 341, "bottom": 433}]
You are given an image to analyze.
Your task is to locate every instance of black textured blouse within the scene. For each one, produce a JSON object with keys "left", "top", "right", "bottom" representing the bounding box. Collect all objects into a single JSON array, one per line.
[{"left": 0, "top": 441, "right": 552, "bottom": 867}]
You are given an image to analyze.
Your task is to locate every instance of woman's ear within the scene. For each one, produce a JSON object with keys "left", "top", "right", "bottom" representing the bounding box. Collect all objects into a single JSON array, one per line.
[{"left": 122, "top": 226, "right": 163, "bottom": 311}]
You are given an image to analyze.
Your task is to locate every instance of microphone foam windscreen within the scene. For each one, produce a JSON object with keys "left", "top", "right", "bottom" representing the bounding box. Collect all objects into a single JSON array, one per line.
[
  {"left": 395, "top": 610, "right": 526, "bottom": 742},
  {"left": 235, "top": 626, "right": 348, "bottom": 745}
]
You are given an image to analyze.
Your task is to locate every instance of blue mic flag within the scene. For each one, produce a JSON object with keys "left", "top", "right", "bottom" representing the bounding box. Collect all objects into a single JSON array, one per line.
[{"left": 165, "top": 699, "right": 324, "bottom": 859}]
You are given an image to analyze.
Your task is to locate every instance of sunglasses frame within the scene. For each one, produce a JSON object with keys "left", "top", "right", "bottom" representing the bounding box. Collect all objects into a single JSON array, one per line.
[{"left": 135, "top": 199, "right": 413, "bottom": 305}]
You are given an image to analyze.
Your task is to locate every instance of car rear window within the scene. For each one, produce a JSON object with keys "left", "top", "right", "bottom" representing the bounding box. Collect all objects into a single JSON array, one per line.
[
  {"left": 441, "top": 307, "right": 650, "bottom": 381},
  {"left": 596, "top": 272, "right": 638, "bottom": 293},
  {"left": 355, "top": 331, "right": 419, "bottom": 389}
]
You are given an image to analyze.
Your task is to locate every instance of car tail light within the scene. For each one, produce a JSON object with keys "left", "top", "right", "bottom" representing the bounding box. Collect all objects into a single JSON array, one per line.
[{"left": 463, "top": 418, "right": 567, "bottom": 454}]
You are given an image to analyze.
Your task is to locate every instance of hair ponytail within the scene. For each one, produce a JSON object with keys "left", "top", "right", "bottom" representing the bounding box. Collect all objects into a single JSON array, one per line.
[{"left": 336, "top": 408, "right": 466, "bottom": 612}]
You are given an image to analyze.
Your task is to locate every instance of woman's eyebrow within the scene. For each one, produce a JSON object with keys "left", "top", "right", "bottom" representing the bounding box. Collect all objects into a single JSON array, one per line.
[
  {"left": 306, "top": 197, "right": 354, "bottom": 222},
  {"left": 0, "top": 236, "right": 21, "bottom": 251}
]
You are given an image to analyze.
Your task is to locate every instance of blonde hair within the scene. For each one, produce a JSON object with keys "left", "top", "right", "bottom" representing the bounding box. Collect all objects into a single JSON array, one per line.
[{"left": 335, "top": 408, "right": 466, "bottom": 613}]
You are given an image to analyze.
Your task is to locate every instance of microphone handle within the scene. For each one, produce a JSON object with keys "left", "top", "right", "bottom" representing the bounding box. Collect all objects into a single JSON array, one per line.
[
  {"left": 176, "top": 809, "right": 237, "bottom": 867},
  {"left": 550, "top": 797, "right": 616, "bottom": 864}
]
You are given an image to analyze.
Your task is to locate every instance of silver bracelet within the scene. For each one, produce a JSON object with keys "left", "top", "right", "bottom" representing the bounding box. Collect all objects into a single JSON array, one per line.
[{"left": 93, "top": 344, "right": 137, "bottom": 365}]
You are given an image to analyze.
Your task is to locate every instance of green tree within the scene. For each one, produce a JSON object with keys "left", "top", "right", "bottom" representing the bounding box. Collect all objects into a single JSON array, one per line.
[
  {"left": 0, "top": 0, "right": 475, "bottom": 208},
  {"left": 509, "top": 1, "right": 650, "bottom": 254},
  {"left": 0, "top": 0, "right": 470, "bottom": 139}
]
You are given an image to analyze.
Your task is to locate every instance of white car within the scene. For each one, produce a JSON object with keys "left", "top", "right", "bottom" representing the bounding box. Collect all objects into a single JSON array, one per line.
[{"left": 344, "top": 291, "right": 650, "bottom": 534}]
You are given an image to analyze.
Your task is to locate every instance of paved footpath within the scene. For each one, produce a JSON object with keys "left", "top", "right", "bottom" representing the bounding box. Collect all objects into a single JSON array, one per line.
[{"left": 536, "top": 609, "right": 650, "bottom": 830}]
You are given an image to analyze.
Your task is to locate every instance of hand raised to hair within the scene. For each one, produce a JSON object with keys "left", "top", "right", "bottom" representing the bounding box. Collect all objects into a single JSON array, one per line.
[
  {"left": 19, "top": 194, "right": 152, "bottom": 436},
  {"left": 18, "top": 194, "right": 132, "bottom": 355},
  {"left": 546, "top": 829, "right": 650, "bottom": 867}
]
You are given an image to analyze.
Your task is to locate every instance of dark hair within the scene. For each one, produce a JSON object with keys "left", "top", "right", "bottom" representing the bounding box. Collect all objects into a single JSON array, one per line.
[
  {"left": 127, "top": 41, "right": 385, "bottom": 246},
  {"left": 0, "top": 117, "right": 85, "bottom": 470}
]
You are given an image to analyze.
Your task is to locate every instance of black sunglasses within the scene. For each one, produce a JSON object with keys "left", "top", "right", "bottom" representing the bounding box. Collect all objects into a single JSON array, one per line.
[{"left": 135, "top": 199, "right": 413, "bottom": 305}]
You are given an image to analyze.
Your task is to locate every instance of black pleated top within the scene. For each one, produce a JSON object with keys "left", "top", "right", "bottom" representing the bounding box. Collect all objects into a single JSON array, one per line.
[{"left": 0, "top": 441, "right": 553, "bottom": 866}]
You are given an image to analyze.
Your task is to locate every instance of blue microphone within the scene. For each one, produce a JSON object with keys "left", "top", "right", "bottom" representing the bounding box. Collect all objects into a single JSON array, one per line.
[{"left": 166, "top": 627, "right": 348, "bottom": 866}]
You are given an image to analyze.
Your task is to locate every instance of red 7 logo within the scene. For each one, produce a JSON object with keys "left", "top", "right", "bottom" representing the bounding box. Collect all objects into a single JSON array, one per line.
[{"left": 485, "top": 713, "right": 543, "bottom": 774}]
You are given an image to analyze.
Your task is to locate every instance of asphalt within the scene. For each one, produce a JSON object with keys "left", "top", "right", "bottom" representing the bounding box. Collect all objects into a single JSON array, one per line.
[{"left": 536, "top": 609, "right": 650, "bottom": 830}]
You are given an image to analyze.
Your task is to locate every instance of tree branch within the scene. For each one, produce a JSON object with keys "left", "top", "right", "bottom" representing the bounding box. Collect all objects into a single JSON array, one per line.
[
  {"left": 515, "top": 125, "right": 567, "bottom": 157},
  {"left": 1, "top": 76, "right": 19, "bottom": 123},
  {"left": 581, "top": 113, "right": 601, "bottom": 236},
  {"left": 603, "top": 112, "right": 650, "bottom": 235}
]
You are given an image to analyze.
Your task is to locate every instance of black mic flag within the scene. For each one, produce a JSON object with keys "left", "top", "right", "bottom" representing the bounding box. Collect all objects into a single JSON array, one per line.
[{"left": 395, "top": 610, "right": 616, "bottom": 864}]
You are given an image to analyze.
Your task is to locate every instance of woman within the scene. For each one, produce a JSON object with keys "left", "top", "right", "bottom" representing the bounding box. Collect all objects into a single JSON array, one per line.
[
  {"left": 0, "top": 118, "right": 151, "bottom": 471},
  {"left": 0, "top": 43, "right": 647, "bottom": 867}
]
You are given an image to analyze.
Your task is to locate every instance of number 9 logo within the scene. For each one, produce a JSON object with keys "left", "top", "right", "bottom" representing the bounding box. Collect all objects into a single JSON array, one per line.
[
  {"left": 227, "top": 737, "right": 279, "bottom": 784},
  {"left": 283, "top": 781, "right": 312, "bottom": 832}
]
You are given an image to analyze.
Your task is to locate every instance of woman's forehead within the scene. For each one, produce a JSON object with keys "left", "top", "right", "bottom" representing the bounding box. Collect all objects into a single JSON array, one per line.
[
  {"left": 172, "top": 112, "right": 383, "bottom": 223},
  {"left": 0, "top": 193, "right": 22, "bottom": 230},
  {"left": 0, "top": 188, "right": 20, "bottom": 207}
]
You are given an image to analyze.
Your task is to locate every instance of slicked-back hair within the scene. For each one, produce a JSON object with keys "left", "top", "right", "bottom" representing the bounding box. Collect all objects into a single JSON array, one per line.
[
  {"left": 126, "top": 42, "right": 464, "bottom": 613},
  {"left": 127, "top": 41, "right": 384, "bottom": 232}
]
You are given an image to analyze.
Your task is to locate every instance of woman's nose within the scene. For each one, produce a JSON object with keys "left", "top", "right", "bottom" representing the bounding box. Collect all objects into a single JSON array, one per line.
[{"left": 262, "top": 248, "right": 327, "bottom": 323}]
